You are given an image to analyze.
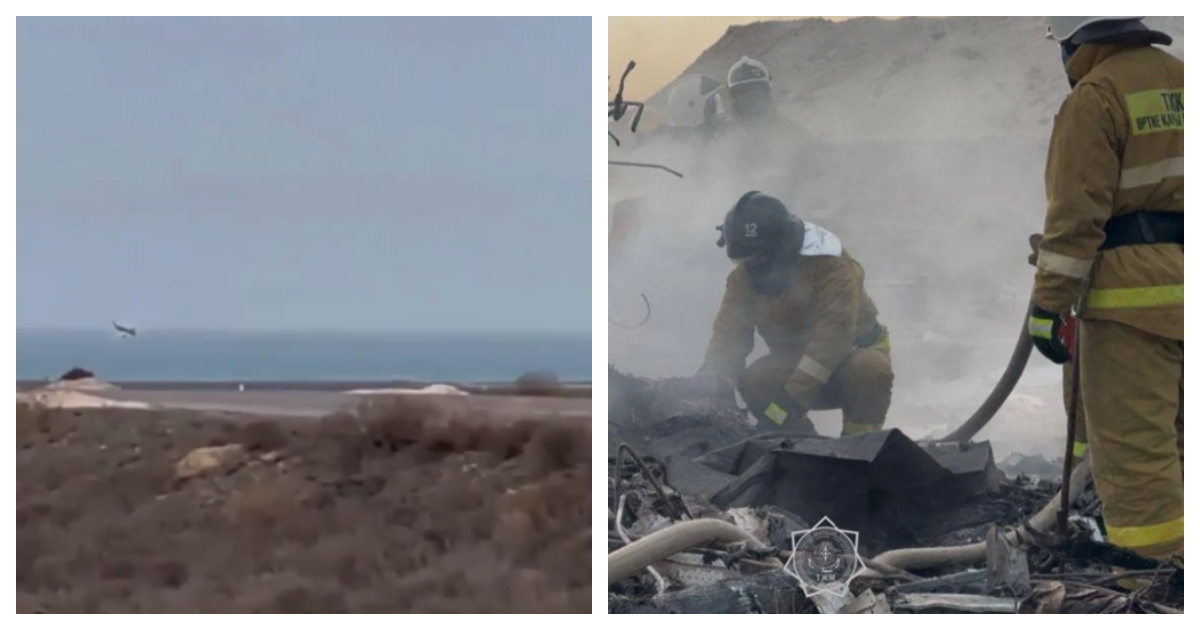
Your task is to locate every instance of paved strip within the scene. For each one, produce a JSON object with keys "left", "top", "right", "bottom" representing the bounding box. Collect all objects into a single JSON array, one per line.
[{"left": 92, "top": 389, "right": 591, "bottom": 422}]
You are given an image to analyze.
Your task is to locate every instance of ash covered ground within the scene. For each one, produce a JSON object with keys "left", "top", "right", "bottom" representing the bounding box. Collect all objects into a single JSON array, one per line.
[
  {"left": 16, "top": 398, "right": 591, "bottom": 613},
  {"left": 607, "top": 368, "right": 1183, "bottom": 614}
]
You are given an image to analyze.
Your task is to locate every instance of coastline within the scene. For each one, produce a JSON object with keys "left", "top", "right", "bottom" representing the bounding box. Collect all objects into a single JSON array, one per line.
[{"left": 16, "top": 378, "right": 591, "bottom": 394}]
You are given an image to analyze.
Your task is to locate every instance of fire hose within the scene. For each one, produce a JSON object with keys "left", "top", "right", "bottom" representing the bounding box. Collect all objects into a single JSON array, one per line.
[
  {"left": 862, "top": 457, "right": 1092, "bottom": 575},
  {"left": 608, "top": 518, "right": 778, "bottom": 584},
  {"left": 939, "top": 302, "right": 1035, "bottom": 443}
]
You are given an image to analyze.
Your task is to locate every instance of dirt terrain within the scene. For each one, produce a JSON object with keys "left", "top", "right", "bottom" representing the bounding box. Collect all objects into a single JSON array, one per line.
[
  {"left": 645, "top": 16, "right": 1184, "bottom": 141},
  {"left": 16, "top": 396, "right": 591, "bottom": 613}
]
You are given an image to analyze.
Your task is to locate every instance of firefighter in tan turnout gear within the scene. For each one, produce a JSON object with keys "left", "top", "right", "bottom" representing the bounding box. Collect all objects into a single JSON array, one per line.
[
  {"left": 719, "top": 57, "right": 829, "bottom": 214},
  {"left": 1028, "top": 17, "right": 1183, "bottom": 562},
  {"left": 698, "top": 192, "right": 893, "bottom": 436}
]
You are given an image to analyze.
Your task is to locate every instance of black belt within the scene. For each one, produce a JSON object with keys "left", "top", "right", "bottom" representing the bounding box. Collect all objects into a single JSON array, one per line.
[{"left": 1100, "top": 210, "right": 1183, "bottom": 251}]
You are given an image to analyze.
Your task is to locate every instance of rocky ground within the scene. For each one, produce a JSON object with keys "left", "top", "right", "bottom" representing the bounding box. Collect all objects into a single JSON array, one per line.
[{"left": 16, "top": 397, "right": 591, "bottom": 613}]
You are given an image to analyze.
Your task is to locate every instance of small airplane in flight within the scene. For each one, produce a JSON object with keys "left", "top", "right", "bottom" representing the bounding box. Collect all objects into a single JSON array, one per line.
[{"left": 112, "top": 321, "right": 137, "bottom": 339}]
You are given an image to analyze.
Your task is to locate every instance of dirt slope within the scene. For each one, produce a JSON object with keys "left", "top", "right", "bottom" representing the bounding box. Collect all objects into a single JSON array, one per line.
[{"left": 650, "top": 16, "right": 1184, "bottom": 141}]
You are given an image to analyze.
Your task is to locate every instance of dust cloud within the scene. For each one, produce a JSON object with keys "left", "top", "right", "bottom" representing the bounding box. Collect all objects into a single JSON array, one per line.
[{"left": 608, "top": 16, "right": 1184, "bottom": 458}]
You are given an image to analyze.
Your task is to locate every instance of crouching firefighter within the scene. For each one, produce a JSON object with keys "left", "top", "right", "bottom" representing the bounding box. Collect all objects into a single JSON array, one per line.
[
  {"left": 1030, "top": 16, "right": 1183, "bottom": 562},
  {"left": 697, "top": 191, "right": 894, "bottom": 436}
]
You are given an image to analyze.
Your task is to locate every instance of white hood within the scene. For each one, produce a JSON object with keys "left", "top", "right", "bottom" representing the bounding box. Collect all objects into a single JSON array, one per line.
[{"left": 800, "top": 222, "right": 843, "bottom": 257}]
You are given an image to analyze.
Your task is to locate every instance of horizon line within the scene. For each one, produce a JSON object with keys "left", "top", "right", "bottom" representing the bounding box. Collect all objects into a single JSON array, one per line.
[{"left": 16, "top": 326, "right": 592, "bottom": 335}]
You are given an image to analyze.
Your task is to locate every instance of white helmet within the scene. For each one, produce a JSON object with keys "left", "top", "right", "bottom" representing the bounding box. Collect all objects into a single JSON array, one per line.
[
  {"left": 665, "top": 74, "right": 723, "bottom": 128},
  {"left": 727, "top": 56, "right": 771, "bottom": 89},
  {"left": 1045, "top": 16, "right": 1143, "bottom": 42}
]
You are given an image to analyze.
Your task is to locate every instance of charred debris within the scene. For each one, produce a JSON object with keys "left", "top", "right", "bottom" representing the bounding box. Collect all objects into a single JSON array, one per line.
[{"left": 606, "top": 366, "right": 1183, "bottom": 614}]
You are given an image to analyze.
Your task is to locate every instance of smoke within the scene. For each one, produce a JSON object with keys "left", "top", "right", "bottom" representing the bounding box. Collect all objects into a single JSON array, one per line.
[{"left": 609, "top": 16, "right": 1184, "bottom": 457}]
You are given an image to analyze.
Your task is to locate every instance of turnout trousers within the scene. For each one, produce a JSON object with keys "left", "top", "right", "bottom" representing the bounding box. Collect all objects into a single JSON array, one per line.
[{"left": 1080, "top": 318, "right": 1184, "bottom": 560}]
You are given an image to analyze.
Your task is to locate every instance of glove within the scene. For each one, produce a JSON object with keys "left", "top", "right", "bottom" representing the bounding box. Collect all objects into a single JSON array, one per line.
[
  {"left": 1027, "top": 233, "right": 1044, "bottom": 267},
  {"left": 763, "top": 395, "right": 809, "bottom": 428},
  {"left": 1028, "top": 304, "right": 1075, "bottom": 364}
]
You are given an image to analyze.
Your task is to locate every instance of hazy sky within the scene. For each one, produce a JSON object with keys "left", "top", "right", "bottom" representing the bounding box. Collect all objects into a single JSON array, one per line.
[{"left": 17, "top": 17, "right": 591, "bottom": 332}]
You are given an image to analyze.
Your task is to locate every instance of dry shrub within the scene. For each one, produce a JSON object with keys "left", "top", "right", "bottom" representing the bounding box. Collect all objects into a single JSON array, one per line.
[
  {"left": 499, "top": 471, "right": 590, "bottom": 534},
  {"left": 237, "top": 420, "right": 288, "bottom": 453},
  {"left": 521, "top": 422, "right": 590, "bottom": 474},
  {"left": 515, "top": 371, "right": 562, "bottom": 396},
  {"left": 358, "top": 396, "right": 442, "bottom": 452},
  {"left": 271, "top": 584, "right": 350, "bottom": 614},
  {"left": 17, "top": 405, "right": 591, "bottom": 613},
  {"left": 478, "top": 420, "right": 538, "bottom": 460},
  {"left": 16, "top": 403, "right": 42, "bottom": 445},
  {"left": 148, "top": 560, "right": 190, "bottom": 589},
  {"left": 224, "top": 476, "right": 307, "bottom": 527},
  {"left": 16, "top": 402, "right": 74, "bottom": 448}
]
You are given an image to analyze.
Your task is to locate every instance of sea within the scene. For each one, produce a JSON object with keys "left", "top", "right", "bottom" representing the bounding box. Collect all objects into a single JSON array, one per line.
[{"left": 16, "top": 329, "right": 591, "bottom": 384}]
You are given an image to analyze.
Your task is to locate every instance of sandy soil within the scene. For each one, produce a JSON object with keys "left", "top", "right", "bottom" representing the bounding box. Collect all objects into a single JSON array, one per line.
[{"left": 15, "top": 394, "right": 591, "bottom": 613}]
